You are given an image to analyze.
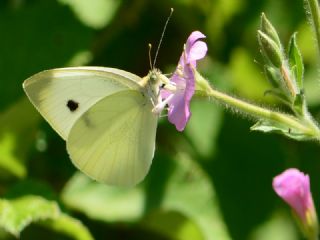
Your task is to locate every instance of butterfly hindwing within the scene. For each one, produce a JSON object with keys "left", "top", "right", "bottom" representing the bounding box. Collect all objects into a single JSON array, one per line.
[{"left": 66, "top": 90, "right": 158, "bottom": 186}]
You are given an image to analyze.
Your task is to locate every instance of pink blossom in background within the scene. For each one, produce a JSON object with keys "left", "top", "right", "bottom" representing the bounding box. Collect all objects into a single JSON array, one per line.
[{"left": 272, "top": 168, "right": 315, "bottom": 223}]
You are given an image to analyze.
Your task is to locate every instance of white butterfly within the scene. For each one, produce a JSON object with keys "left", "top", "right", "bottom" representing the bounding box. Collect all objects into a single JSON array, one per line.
[{"left": 23, "top": 66, "right": 167, "bottom": 186}]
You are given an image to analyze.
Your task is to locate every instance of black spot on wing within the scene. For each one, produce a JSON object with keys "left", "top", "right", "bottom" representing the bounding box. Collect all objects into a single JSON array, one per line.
[{"left": 67, "top": 100, "right": 79, "bottom": 112}]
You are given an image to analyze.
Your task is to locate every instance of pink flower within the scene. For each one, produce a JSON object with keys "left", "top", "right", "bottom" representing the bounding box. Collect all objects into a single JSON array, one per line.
[
  {"left": 272, "top": 168, "right": 315, "bottom": 223},
  {"left": 161, "top": 31, "right": 207, "bottom": 131}
]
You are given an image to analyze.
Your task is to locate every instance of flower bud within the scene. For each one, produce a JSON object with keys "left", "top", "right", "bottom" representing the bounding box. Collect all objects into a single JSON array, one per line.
[
  {"left": 260, "top": 13, "right": 282, "bottom": 48},
  {"left": 258, "top": 30, "right": 283, "bottom": 67},
  {"left": 273, "top": 168, "right": 318, "bottom": 239}
]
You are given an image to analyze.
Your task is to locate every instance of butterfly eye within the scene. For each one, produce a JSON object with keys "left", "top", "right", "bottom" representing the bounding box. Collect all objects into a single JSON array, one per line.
[{"left": 67, "top": 100, "right": 79, "bottom": 112}]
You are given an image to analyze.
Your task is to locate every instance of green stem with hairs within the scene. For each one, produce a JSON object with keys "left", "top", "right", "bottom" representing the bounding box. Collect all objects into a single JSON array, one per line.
[
  {"left": 305, "top": 0, "right": 320, "bottom": 55},
  {"left": 195, "top": 71, "right": 320, "bottom": 140},
  {"left": 204, "top": 88, "right": 316, "bottom": 136}
]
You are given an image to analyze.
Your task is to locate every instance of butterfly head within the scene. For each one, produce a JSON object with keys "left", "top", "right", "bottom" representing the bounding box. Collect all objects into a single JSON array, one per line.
[{"left": 139, "top": 68, "right": 169, "bottom": 110}]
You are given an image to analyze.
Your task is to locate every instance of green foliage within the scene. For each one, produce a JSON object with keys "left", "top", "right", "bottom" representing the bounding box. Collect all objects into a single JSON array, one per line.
[
  {"left": 251, "top": 120, "right": 310, "bottom": 141},
  {"left": 260, "top": 13, "right": 282, "bottom": 48},
  {"left": 0, "top": 98, "right": 40, "bottom": 179},
  {"left": 253, "top": 13, "right": 320, "bottom": 141},
  {"left": 258, "top": 30, "right": 283, "bottom": 67},
  {"left": 185, "top": 100, "right": 223, "bottom": 158},
  {"left": 62, "top": 151, "right": 230, "bottom": 240},
  {"left": 0, "top": 195, "right": 93, "bottom": 240},
  {"left": 0, "top": 196, "right": 59, "bottom": 237},
  {"left": 288, "top": 33, "right": 304, "bottom": 90},
  {"left": 42, "top": 213, "right": 94, "bottom": 240},
  {"left": 58, "top": 0, "right": 120, "bottom": 29},
  {"left": 141, "top": 210, "right": 204, "bottom": 240},
  {"left": 62, "top": 173, "right": 145, "bottom": 222},
  {"left": 258, "top": 14, "right": 295, "bottom": 102}
]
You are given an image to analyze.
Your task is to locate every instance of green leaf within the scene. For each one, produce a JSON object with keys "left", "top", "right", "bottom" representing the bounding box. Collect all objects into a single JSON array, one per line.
[
  {"left": 62, "top": 173, "right": 145, "bottom": 222},
  {"left": 185, "top": 99, "right": 223, "bottom": 158},
  {"left": 58, "top": 0, "right": 120, "bottom": 29},
  {"left": 0, "top": 196, "right": 59, "bottom": 237},
  {"left": 0, "top": 134, "right": 26, "bottom": 179},
  {"left": 288, "top": 33, "right": 304, "bottom": 90},
  {"left": 264, "top": 89, "right": 291, "bottom": 105},
  {"left": 160, "top": 154, "right": 231, "bottom": 240},
  {"left": 264, "top": 66, "right": 281, "bottom": 88},
  {"left": 42, "top": 213, "right": 94, "bottom": 240},
  {"left": 141, "top": 210, "right": 204, "bottom": 240},
  {"left": 250, "top": 120, "right": 310, "bottom": 141},
  {"left": 0, "top": 196, "right": 94, "bottom": 240},
  {"left": 62, "top": 153, "right": 231, "bottom": 240},
  {"left": 0, "top": 98, "right": 41, "bottom": 179},
  {"left": 263, "top": 66, "right": 294, "bottom": 103},
  {"left": 292, "top": 92, "right": 307, "bottom": 117},
  {"left": 250, "top": 212, "right": 299, "bottom": 240},
  {"left": 264, "top": 66, "right": 293, "bottom": 100}
]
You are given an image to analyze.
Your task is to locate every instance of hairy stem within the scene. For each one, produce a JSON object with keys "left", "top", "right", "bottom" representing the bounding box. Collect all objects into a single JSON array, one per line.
[
  {"left": 305, "top": 0, "right": 320, "bottom": 55},
  {"left": 195, "top": 84, "right": 320, "bottom": 140}
]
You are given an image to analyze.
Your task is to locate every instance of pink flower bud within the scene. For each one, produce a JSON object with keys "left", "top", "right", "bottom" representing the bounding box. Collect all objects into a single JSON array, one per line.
[{"left": 273, "top": 168, "right": 318, "bottom": 238}]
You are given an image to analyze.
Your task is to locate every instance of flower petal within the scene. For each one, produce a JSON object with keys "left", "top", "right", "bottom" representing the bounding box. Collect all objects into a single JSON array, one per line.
[
  {"left": 187, "top": 41, "right": 208, "bottom": 64},
  {"left": 186, "top": 31, "right": 206, "bottom": 54},
  {"left": 168, "top": 92, "right": 190, "bottom": 131},
  {"left": 167, "top": 65, "right": 195, "bottom": 131}
]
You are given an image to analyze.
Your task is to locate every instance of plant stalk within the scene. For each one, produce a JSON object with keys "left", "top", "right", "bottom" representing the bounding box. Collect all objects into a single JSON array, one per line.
[
  {"left": 305, "top": 0, "right": 320, "bottom": 55},
  {"left": 196, "top": 86, "right": 320, "bottom": 140}
]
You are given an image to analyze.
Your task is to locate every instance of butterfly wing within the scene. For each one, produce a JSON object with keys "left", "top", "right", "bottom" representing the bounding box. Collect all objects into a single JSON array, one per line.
[
  {"left": 66, "top": 90, "right": 158, "bottom": 186},
  {"left": 23, "top": 67, "right": 142, "bottom": 140}
]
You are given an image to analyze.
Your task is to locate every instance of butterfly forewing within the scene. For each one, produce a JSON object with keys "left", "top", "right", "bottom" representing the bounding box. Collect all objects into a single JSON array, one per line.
[
  {"left": 66, "top": 90, "right": 157, "bottom": 186},
  {"left": 23, "top": 67, "right": 142, "bottom": 140}
]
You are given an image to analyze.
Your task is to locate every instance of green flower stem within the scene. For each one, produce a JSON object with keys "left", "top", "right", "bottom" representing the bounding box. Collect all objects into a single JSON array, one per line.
[
  {"left": 305, "top": 0, "right": 320, "bottom": 54},
  {"left": 200, "top": 88, "right": 313, "bottom": 134},
  {"left": 195, "top": 70, "right": 320, "bottom": 140},
  {"left": 303, "top": 111, "right": 320, "bottom": 138},
  {"left": 194, "top": 66, "right": 320, "bottom": 140}
]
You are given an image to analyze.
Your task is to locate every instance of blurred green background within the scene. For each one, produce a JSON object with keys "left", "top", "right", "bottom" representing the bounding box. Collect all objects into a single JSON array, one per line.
[{"left": 1, "top": 0, "right": 320, "bottom": 239}]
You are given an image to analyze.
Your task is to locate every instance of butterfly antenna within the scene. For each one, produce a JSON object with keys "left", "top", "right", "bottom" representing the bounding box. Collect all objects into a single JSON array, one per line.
[
  {"left": 148, "top": 43, "right": 153, "bottom": 70},
  {"left": 152, "top": 8, "right": 174, "bottom": 69}
]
